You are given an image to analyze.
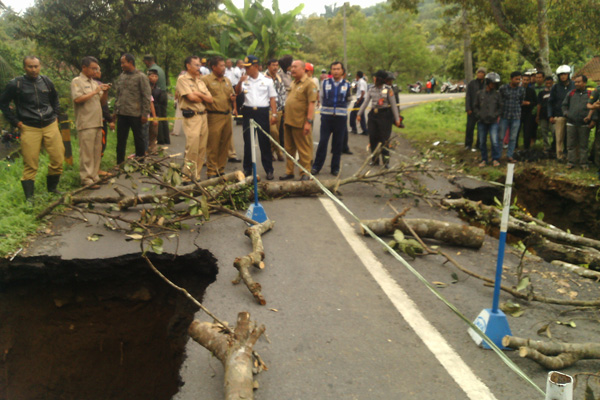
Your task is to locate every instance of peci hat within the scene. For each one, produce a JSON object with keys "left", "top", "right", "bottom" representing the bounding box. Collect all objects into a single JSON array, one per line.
[{"left": 242, "top": 55, "right": 259, "bottom": 67}]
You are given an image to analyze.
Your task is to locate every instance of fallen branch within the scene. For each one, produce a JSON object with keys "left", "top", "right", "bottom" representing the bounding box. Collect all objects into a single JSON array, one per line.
[
  {"left": 527, "top": 235, "right": 600, "bottom": 270},
  {"left": 188, "top": 312, "right": 266, "bottom": 400},
  {"left": 232, "top": 220, "right": 275, "bottom": 305},
  {"left": 551, "top": 260, "right": 600, "bottom": 281},
  {"left": 503, "top": 336, "right": 600, "bottom": 369},
  {"left": 442, "top": 198, "right": 600, "bottom": 251},
  {"left": 360, "top": 216, "right": 485, "bottom": 248}
]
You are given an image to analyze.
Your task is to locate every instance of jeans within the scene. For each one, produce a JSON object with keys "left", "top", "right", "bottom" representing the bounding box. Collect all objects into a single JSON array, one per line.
[
  {"left": 313, "top": 114, "right": 346, "bottom": 173},
  {"left": 477, "top": 121, "right": 500, "bottom": 162},
  {"left": 499, "top": 118, "right": 521, "bottom": 159}
]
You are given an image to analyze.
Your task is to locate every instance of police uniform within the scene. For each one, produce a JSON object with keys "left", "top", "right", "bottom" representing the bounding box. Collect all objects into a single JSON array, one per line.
[
  {"left": 312, "top": 77, "right": 351, "bottom": 174},
  {"left": 283, "top": 75, "right": 318, "bottom": 177},
  {"left": 358, "top": 79, "right": 400, "bottom": 165},
  {"left": 240, "top": 71, "right": 277, "bottom": 176},
  {"left": 202, "top": 73, "right": 234, "bottom": 177},
  {"left": 175, "top": 72, "right": 210, "bottom": 180}
]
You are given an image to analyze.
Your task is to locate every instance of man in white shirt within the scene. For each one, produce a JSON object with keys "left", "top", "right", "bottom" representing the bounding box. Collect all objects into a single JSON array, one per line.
[
  {"left": 236, "top": 55, "right": 278, "bottom": 180},
  {"left": 199, "top": 58, "right": 210, "bottom": 76},
  {"left": 350, "top": 71, "right": 368, "bottom": 135},
  {"left": 225, "top": 59, "right": 239, "bottom": 86}
]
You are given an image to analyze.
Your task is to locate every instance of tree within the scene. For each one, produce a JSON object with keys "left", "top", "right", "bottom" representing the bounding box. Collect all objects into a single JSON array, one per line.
[
  {"left": 208, "top": 0, "right": 304, "bottom": 62},
  {"left": 11, "top": 0, "right": 219, "bottom": 83}
]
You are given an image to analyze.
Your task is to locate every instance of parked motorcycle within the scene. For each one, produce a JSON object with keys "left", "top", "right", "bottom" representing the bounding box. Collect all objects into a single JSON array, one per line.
[
  {"left": 440, "top": 82, "right": 465, "bottom": 93},
  {"left": 407, "top": 81, "right": 422, "bottom": 93}
]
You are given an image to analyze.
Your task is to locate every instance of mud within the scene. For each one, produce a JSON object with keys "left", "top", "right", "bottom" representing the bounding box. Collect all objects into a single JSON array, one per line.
[{"left": 0, "top": 250, "right": 217, "bottom": 400}]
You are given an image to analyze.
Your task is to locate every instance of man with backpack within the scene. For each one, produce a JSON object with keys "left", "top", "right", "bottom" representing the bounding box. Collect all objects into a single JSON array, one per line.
[{"left": 0, "top": 56, "right": 65, "bottom": 201}]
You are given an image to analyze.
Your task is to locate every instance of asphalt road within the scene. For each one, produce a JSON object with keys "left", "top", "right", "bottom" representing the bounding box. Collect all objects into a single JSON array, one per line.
[{"left": 26, "top": 92, "right": 581, "bottom": 399}]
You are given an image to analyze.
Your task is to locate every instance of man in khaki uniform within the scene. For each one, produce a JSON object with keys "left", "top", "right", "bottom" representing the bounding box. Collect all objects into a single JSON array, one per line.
[
  {"left": 175, "top": 55, "right": 213, "bottom": 180},
  {"left": 280, "top": 60, "right": 318, "bottom": 181},
  {"left": 71, "top": 56, "right": 110, "bottom": 189},
  {"left": 202, "top": 56, "right": 237, "bottom": 178}
]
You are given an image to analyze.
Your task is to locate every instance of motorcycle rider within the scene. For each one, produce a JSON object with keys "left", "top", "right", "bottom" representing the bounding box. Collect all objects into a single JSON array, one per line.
[{"left": 548, "top": 65, "right": 574, "bottom": 161}]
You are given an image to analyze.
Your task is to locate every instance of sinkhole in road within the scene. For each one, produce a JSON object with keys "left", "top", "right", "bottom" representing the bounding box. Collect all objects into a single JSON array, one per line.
[{"left": 0, "top": 249, "right": 218, "bottom": 400}]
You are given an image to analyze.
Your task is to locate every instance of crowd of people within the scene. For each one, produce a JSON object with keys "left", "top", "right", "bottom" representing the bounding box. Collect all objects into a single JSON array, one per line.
[
  {"left": 465, "top": 65, "right": 600, "bottom": 178},
  {"left": 0, "top": 53, "right": 404, "bottom": 201}
]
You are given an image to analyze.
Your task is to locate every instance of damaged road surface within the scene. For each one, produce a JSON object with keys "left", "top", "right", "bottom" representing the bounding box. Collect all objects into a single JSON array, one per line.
[{"left": 4, "top": 93, "right": 599, "bottom": 399}]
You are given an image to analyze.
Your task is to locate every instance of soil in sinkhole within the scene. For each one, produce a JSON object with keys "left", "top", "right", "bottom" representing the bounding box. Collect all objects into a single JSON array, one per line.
[{"left": 0, "top": 249, "right": 218, "bottom": 400}]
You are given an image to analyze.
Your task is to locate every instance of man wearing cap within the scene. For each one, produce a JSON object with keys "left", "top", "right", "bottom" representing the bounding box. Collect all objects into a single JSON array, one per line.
[
  {"left": 236, "top": 55, "right": 277, "bottom": 180},
  {"left": 306, "top": 63, "right": 320, "bottom": 108},
  {"left": 311, "top": 61, "right": 351, "bottom": 176},
  {"left": 175, "top": 55, "right": 214, "bottom": 180},
  {"left": 200, "top": 58, "right": 210, "bottom": 76},
  {"left": 357, "top": 70, "right": 401, "bottom": 167},
  {"left": 202, "top": 56, "right": 237, "bottom": 178},
  {"left": 465, "top": 67, "right": 486, "bottom": 150},
  {"left": 280, "top": 59, "right": 318, "bottom": 181}
]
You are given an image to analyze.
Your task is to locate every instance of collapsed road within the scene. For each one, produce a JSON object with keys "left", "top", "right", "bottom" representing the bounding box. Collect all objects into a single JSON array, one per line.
[{"left": 2, "top": 93, "right": 600, "bottom": 399}]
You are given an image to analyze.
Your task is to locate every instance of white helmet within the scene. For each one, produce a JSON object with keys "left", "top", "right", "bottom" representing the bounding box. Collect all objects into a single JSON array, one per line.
[{"left": 556, "top": 65, "right": 571, "bottom": 75}]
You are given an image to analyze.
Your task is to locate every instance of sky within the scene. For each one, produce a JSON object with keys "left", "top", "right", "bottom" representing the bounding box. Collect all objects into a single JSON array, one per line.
[{"left": 4, "top": 0, "right": 384, "bottom": 16}]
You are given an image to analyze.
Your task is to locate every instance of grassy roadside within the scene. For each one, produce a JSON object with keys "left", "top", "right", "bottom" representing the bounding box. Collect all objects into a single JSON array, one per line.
[{"left": 397, "top": 98, "right": 600, "bottom": 185}]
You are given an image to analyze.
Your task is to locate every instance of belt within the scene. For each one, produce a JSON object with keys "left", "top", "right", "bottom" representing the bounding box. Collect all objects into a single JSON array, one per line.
[
  {"left": 246, "top": 106, "right": 269, "bottom": 111},
  {"left": 183, "top": 110, "right": 206, "bottom": 116},
  {"left": 372, "top": 107, "right": 391, "bottom": 114},
  {"left": 206, "top": 110, "right": 231, "bottom": 115}
]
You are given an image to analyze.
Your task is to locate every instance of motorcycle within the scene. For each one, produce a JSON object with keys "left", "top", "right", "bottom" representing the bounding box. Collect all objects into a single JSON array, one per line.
[
  {"left": 407, "top": 81, "right": 422, "bottom": 93},
  {"left": 440, "top": 82, "right": 464, "bottom": 93}
]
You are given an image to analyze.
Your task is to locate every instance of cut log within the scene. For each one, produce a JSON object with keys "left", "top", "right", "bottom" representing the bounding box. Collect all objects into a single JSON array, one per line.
[
  {"left": 360, "top": 217, "right": 485, "bottom": 248},
  {"left": 442, "top": 198, "right": 600, "bottom": 251},
  {"left": 189, "top": 312, "right": 266, "bottom": 400},
  {"left": 503, "top": 335, "right": 600, "bottom": 369},
  {"left": 232, "top": 220, "right": 275, "bottom": 305},
  {"left": 527, "top": 235, "right": 600, "bottom": 270}
]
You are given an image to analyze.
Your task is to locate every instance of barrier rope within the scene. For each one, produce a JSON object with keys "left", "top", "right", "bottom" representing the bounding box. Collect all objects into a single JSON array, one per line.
[{"left": 249, "top": 118, "right": 545, "bottom": 397}]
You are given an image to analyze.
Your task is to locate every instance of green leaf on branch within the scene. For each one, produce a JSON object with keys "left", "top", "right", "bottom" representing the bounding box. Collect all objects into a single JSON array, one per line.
[{"left": 516, "top": 276, "right": 530, "bottom": 292}]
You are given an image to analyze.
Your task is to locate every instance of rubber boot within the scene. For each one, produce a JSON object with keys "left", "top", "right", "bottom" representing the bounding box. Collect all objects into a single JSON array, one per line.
[
  {"left": 21, "top": 180, "right": 35, "bottom": 203},
  {"left": 46, "top": 174, "right": 61, "bottom": 194}
]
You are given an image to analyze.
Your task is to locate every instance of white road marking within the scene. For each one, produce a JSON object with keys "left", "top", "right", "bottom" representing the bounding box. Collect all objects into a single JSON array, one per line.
[{"left": 319, "top": 197, "right": 498, "bottom": 400}]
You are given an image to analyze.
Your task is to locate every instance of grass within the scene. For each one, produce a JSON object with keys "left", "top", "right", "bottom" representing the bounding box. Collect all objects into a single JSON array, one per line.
[
  {"left": 397, "top": 98, "right": 600, "bottom": 185},
  {"left": 0, "top": 128, "right": 137, "bottom": 257}
]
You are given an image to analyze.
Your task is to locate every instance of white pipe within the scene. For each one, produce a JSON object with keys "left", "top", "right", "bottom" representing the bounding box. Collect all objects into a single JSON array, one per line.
[{"left": 545, "top": 371, "right": 573, "bottom": 400}]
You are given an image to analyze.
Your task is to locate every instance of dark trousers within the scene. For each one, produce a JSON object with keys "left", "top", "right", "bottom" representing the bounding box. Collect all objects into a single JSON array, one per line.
[
  {"left": 101, "top": 121, "right": 108, "bottom": 157},
  {"left": 521, "top": 112, "right": 535, "bottom": 150},
  {"left": 368, "top": 109, "right": 393, "bottom": 164},
  {"left": 157, "top": 116, "right": 170, "bottom": 145},
  {"left": 313, "top": 115, "right": 347, "bottom": 173},
  {"left": 465, "top": 113, "right": 478, "bottom": 148},
  {"left": 243, "top": 108, "right": 273, "bottom": 174},
  {"left": 350, "top": 98, "right": 366, "bottom": 133},
  {"left": 342, "top": 124, "right": 350, "bottom": 152},
  {"left": 116, "top": 115, "right": 144, "bottom": 164}
]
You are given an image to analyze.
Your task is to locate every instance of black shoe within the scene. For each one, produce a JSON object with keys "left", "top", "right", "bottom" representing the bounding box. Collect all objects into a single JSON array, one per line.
[
  {"left": 21, "top": 180, "right": 34, "bottom": 202},
  {"left": 244, "top": 170, "right": 252, "bottom": 177},
  {"left": 46, "top": 174, "right": 62, "bottom": 194},
  {"left": 266, "top": 171, "right": 274, "bottom": 180},
  {"left": 299, "top": 175, "right": 310, "bottom": 181},
  {"left": 311, "top": 169, "right": 319, "bottom": 175},
  {"left": 331, "top": 170, "right": 339, "bottom": 176},
  {"left": 350, "top": 129, "right": 358, "bottom": 134},
  {"left": 228, "top": 157, "right": 242, "bottom": 163},
  {"left": 342, "top": 150, "right": 353, "bottom": 155},
  {"left": 279, "top": 174, "right": 294, "bottom": 181},
  {"left": 359, "top": 131, "right": 368, "bottom": 136}
]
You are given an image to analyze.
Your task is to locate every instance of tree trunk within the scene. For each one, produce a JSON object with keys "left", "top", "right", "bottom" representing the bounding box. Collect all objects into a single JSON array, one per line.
[
  {"left": 462, "top": 6, "right": 473, "bottom": 84},
  {"left": 232, "top": 220, "right": 275, "bottom": 305},
  {"left": 503, "top": 336, "right": 600, "bottom": 369},
  {"left": 188, "top": 312, "right": 266, "bottom": 400},
  {"left": 550, "top": 260, "right": 600, "bottom": 280},
  {"left": 527, "top": 235, "right": 600, "bottom": 270},
  {"left": 536, "top": 0, "right": 552, "bottom": 76},
  {"left": 360, "top": 217, "right": 485, "bottom": 248}
]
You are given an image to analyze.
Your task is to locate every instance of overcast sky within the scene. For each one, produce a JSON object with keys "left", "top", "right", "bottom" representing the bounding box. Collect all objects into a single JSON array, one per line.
[{"left": 4, "top": 0, "right": 385, "bottom": 16}]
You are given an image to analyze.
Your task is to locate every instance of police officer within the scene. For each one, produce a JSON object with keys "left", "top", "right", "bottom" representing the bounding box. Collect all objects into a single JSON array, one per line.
[
  {"left": 280, "top": 59, "right": 318, "bottom": 181},
  {"left": 202, "top": 56, "right": 237, "bottom": 178},
  {"left": 175, "top": 55, "right": 213, "bottom": 181},
  {"left": 357, "top": 70, "right": 401, "bottom": 167},
  {"left": 311, "top": 61, "right": 351, "bottom": 176},
  {"left": 236, "top": 55, "right": 277, "bottom": 180},
  {"left": 0, "top": 56, "right": 65, "bottom": 201}
]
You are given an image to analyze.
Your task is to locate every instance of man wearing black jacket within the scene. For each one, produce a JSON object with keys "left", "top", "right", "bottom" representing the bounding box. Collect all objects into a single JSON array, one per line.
[
  {"left": 0, "top": 56, "right": 64, "bottom": 201},
  {"left": 464, "top": 67, "right": 486, "bottom": 150},
  {"left": 520, "top": 73, "right": 537, "bottom": 150}
]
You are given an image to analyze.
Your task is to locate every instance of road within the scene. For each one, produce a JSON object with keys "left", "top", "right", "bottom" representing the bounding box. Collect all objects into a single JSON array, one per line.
[{"left": 26, "top": 92, "right": 559, "bottom": 399}]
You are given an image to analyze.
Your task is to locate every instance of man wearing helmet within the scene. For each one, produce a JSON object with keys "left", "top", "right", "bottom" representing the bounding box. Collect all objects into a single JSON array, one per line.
[
  {"left": 548, "top": 65, "right": 574, "bottom": 161},
  {"left": 474, "top": 72, "right": 502, "bottom": 167}
]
